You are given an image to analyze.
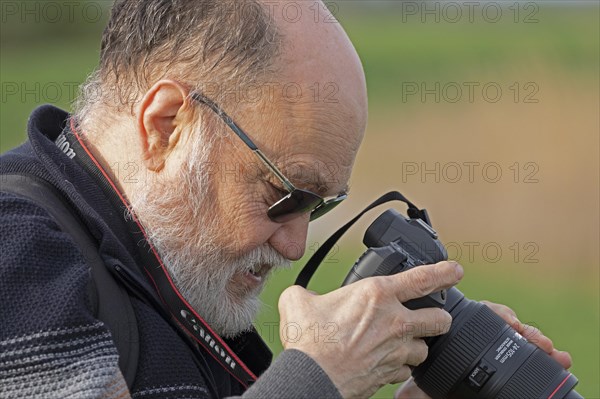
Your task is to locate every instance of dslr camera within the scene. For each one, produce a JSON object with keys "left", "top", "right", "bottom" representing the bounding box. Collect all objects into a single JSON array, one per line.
[{"left": 343, "top": 208, "right": 582, "bottom": 399}]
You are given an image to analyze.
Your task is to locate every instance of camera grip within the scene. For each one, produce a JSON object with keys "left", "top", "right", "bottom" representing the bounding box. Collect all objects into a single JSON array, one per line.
[{"left": 403, "top": 290, "right": 447, "bottom": 310}]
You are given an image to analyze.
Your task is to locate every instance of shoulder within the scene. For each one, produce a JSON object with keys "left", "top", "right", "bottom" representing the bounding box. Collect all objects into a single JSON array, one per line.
[
  {"left": 0, "top": 191, "right": 129, "bottom": 398},
  {"left": 0, "top": 190, "right": 91, "bottom": 330}
]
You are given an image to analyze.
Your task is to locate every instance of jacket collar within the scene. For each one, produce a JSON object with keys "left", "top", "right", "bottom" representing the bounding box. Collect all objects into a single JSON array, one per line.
[
  {"left": 25, "top": 105, "right": 152, "bottom": 284},
  {"left": 23, "top": 104, "right": 273, "bottom": 383}
]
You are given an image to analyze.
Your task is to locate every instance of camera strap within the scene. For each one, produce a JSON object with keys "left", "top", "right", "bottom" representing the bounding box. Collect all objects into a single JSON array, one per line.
[
  {"left": 295, "top": 191, "right": 431, "bottom": 288},
  {"left": 63, "top": 121, "right": 266, "bottom": 390}
]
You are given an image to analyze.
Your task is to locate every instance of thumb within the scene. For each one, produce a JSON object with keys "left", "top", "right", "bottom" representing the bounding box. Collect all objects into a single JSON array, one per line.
[{"left": 394, "top": 377, "right": 431, "bottom": 399}]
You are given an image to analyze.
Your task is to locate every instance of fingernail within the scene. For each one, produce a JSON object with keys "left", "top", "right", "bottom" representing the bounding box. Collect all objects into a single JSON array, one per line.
[{"left": 453, "top": 262, "right": 464, "bottom": 280}]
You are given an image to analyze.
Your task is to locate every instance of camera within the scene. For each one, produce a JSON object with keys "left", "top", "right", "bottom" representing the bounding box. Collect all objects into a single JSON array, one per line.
[{"left": 343, "top": 208, "right": 582, "bottom": 399}]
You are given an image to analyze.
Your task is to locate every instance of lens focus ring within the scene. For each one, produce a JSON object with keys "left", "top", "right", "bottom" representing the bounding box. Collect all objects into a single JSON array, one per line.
[
  {"left": 496, "top": 348, "right": 567, "bottom": 399},
  {"left": 415, "top": 303, "right": 505, "bottom": 399}
]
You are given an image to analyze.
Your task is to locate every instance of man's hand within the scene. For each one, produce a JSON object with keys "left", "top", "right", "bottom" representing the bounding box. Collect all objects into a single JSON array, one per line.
[
  {"left": 278, "top": 261, "right": 463, "bottom": 399},
  {"left": 394, "top": 300, "right": 573, "bottom": 399}
]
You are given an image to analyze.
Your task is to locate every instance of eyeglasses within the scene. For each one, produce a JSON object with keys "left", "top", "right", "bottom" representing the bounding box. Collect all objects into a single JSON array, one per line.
[{"left": 190, "top": 92, "right": 347, "bottom": 223}]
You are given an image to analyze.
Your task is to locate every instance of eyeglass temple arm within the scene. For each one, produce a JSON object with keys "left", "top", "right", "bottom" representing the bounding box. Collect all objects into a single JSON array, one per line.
[
  {"left": 252, "top": 149, "right": 296, "bottom": 192},
  {"left": 191, "top": 92, "right": 296, "bottom": 193}
]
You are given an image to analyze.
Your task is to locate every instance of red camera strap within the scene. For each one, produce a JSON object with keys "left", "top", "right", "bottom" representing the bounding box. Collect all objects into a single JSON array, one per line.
[{"left": 68, "top": 121, "right": 258, "bottom": 388}]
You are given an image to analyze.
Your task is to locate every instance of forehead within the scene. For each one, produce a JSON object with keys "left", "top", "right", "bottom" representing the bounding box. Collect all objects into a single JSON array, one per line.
[
  {"left": 278, "top": 158, "right": 351, "bottom": 195},
  {"left": 229, "top": 0, "right": 366, "bottom": 194},
  {"left": 261, "top": 96, "right": 364, "bottom": 195}
]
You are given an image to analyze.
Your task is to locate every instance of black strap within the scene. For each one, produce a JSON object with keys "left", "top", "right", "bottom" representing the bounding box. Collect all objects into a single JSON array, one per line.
[
  {"left": 0, "top": 173, "right": 140, "bottom": 389},
  {"left": 295, "top": 191, "right": 431, "bottom": 288}
]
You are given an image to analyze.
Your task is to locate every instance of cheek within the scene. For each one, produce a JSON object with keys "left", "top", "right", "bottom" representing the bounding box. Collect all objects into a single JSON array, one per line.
[{"left": 214, "top": 181, "right": 277, "bottom": 256}]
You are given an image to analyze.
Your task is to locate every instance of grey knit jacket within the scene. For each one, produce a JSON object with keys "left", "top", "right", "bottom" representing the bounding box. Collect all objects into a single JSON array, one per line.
[{"left": 0, "top": 105, "right": 343, "bottom": 399}]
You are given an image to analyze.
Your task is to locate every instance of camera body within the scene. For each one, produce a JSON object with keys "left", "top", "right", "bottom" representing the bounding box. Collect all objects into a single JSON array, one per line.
[
  {"left": 343, "top": 208, "right": 447, "bottom": 310},
  {"left": 342, "top": 209, "right": 581, "bottom": 399}
]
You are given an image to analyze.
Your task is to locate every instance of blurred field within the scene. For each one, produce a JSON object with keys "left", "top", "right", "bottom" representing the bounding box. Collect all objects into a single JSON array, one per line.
[{"left": 1, "top": 2, "right": 598, "bottom": 398}]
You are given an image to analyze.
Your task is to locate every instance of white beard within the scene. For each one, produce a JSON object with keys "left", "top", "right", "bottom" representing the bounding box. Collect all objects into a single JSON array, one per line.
[{"left": 129, "top": 135, "right": 290, "bottom": 338}]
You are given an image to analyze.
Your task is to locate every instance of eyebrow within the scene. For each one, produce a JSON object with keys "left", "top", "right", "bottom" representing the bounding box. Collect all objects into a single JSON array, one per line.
[
  {"left": 191, "top": 92, "right": 350, "bottom": 198},
  {"left": 278, "top": 163, "right": 350, "bottom": 196}
]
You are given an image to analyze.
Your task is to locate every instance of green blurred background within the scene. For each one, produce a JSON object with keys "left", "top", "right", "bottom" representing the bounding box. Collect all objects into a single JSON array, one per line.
[{"left": 1, "top": 1, "right": 598, "bottom": 397}]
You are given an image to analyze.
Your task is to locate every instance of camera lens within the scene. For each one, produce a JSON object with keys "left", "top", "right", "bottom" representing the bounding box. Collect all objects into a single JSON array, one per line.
[
  {"left": 342, "top": 208, "right": 581, "bottom": 398},
  {"left": 412, "top": 288, "right": 580, "bottom": 399}
]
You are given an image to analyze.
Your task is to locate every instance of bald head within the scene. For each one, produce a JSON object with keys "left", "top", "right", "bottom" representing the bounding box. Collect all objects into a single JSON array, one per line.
[
  {"left": 271, "top": 0, "right": 367, "bottom": 117},
  {"left": 243, "top": 0, "right": 368, "bottom": 196}
]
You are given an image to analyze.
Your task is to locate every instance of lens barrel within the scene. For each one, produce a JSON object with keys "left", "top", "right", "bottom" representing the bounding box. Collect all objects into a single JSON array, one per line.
[
  {"left": 412, "top": 288, "right": 580, "bottom": 399},
  {"left": 347, "top": 208, "right": 581, "bottom": 398}
]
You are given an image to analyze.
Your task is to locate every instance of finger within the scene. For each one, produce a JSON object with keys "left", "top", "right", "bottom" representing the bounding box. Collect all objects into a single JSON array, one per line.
[
  {"left": 480, "top": 300, "right": 517, "bottom": 324},
  {"left": 549, "top": 349, "right": 573, "bottom": 369},
  {"left": 480, "top": 301, "right": 573, "bottom": 370},
  {"left": 519, "top": 324, "right": 572, "bottom": 369},
  {"left": 404, "top": 338, "right": 429, "bottom": 367},
  {"left": 396, "top": 308, "right": 452, "bottom": 338},
  {"left": 480, "top": 302, "right": 560, "bottom": 357},
  {"left": 518, "top": 323, "right": 554, "bottom": 354},
  {"left": 389, "top": 365, "right": 413, "bottom": 385},
  {"left": 522, "top": 325, "right": 572, "bottom": 369},
  {"left": 392, "top": 261, "right": 463, "bottom": 303}
]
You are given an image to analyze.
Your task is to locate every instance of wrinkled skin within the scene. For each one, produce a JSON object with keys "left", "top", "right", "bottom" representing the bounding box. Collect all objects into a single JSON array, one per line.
[{"left": 280, "top": 261, "right": 463, "bottom": 398}]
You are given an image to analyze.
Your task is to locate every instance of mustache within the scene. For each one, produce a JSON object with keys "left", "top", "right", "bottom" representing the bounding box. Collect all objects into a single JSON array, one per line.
[{"left": 239, "top": 244, "right": 292, "bottom": 275}]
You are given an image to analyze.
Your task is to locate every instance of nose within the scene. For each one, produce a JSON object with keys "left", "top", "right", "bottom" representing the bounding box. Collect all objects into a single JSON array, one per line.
[{"left": 268, "top": 213, "right": 310, "bottom": 261}]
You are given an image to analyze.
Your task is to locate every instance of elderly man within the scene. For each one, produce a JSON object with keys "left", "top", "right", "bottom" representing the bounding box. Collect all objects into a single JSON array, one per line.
[{"left": 0, "top": 1, "right": 571, "bottom": 398}]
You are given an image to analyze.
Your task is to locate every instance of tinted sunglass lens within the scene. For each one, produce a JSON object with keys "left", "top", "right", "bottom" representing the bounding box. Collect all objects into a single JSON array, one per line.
[
  {"left": 267, "top": 190, "right": 322, "bottom": 223},
  {"left": 310, "top": 197, "right": 344, "bottom": 221}
]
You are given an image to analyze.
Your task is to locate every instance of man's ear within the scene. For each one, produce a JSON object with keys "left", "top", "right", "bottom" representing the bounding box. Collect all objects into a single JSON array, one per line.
[{"left": 138, "top": 80, "right": 190, "bottom": 171}]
